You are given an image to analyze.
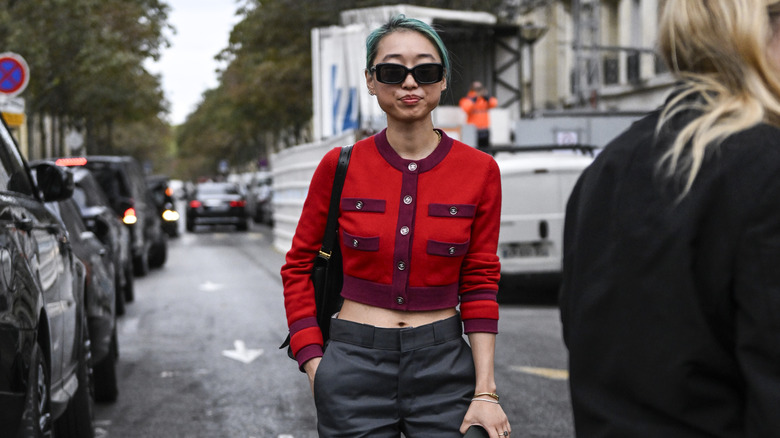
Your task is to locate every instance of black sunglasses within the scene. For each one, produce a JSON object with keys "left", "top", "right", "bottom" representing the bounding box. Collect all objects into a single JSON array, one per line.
[{"left": 370, "top": 63, "right": 444, "bottom": 85}]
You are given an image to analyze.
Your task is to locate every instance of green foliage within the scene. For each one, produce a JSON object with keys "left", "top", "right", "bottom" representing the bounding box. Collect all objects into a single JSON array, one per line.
[{"left": 0, "top": 0, "right": 171, "bottom": 159}]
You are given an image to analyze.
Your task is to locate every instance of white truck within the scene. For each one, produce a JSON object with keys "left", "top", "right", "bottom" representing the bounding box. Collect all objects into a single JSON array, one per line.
[{"left": 493, "top": 147, "right": 595, "bottom": 300}]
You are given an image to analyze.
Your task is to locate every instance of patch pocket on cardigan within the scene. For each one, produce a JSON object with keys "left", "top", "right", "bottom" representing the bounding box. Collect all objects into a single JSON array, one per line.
[
  {"left": 342, "top": 230, "right": 380, "bottom": 251},
  {"left": 429, "top": 203, "right": 476, "bottom": 218},
  {"left": 342, "top": 198, "right": 386, "bottom": 213},
  {"left": 427, "top": 239, "right": 469, "bottom": 257}
]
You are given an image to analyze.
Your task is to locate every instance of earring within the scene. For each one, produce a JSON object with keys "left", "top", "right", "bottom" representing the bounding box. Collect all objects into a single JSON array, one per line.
[{"left": 368, "top": 90, "right": 375, "bottom": 96}]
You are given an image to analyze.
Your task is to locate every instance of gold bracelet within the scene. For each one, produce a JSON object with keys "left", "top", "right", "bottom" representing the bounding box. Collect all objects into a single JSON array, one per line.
[
  {"left": 471, "top": 397, "right": 500, "bottom": 405},
  {"left": 474, "top": 392, "right": 499, "bottom": 402}
]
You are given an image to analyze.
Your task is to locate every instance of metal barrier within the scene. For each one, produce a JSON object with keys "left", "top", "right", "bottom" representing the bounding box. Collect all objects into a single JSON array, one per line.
[{"left": 270, "top": 131, "right": 356, "bottom": 253}]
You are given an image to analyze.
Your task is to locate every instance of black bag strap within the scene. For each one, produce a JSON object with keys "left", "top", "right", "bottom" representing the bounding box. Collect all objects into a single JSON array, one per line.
[
  {"left": 317, "top": 144, "right": 352, "bottom": 262},
  {"left": 280, "top": 144, "right": 352, "bottom": 352}
]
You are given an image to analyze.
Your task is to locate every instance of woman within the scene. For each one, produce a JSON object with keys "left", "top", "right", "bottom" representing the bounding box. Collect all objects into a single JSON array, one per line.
[
  {"left": 281, "top": 15, "right": 510, "bottom": 438},
  {"left": 560, "top": 0, "right": 780, "bottom": 436}
]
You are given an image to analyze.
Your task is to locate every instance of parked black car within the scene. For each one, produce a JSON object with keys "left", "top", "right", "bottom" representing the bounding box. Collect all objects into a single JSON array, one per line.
[
  {"left": 245, "top": 172, "right": 273, "bottom": 225},
  {"left": 45, "top": 197, "right": 120, "bottom": 403},
  {"left": 186, "top": 181, "right": 249, "bottom": 232},
  {"left": 43, "top": 162, "right": 135, "bottom": 316},
  {"left": 55, "top": 156, "right": 167, "bottom": 275},
  {"left": 147, "top": 174, "right": 180, "bottom": 238},
  {"left": 0, "top": 119, "right": 95, "bottom": 436},
  {"left": 71, "top": 166, "right": 134, "bottom": 313}
]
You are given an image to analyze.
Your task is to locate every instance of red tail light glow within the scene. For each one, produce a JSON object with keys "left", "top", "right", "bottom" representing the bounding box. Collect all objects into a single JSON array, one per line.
[
  {"left": 55, "top": 157, "right": 88, "bottom": 167},
  {"left": 229, "top": 200, "right": 246, "bottom": 208},
  {"left": 123, "top": 207, "right": 138, "bottom": 225},
  {"left": 189, "top": 200, "right": 202, "bottom": 208}
]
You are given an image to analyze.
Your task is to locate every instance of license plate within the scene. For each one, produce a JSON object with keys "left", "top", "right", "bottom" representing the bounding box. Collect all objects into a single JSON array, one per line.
[
  {"left": 500, "top": 242, "right": 550, "bottom": 258},
  {"left": 204, "top": 205, "right": 229, "bottom": 212}
]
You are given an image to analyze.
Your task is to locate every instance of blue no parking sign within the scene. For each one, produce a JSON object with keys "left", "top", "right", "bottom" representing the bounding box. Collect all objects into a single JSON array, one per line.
[{"left": 0, "top": 53, "right": 30, "bottom": 97}]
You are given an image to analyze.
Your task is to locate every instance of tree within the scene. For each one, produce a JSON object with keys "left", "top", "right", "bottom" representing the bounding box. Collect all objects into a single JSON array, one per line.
[{"left": 0, "top": 0, "right": 171, "bottom": 160}]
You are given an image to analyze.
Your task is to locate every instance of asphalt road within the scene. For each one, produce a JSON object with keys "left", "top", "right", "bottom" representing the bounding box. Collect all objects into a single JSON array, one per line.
[{"left": 93, "top": 223, "right": 574, "bottom": 437}]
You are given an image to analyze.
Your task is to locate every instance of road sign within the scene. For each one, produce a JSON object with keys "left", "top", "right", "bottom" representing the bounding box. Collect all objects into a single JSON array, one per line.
[{"left": 0, "top": 53, "right": 30, "bottom": 97}]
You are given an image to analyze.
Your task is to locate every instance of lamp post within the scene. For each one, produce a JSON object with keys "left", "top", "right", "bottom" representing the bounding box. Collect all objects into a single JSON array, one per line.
[{"left": 519, "top": 23, "right": 548, "bottom": 117}]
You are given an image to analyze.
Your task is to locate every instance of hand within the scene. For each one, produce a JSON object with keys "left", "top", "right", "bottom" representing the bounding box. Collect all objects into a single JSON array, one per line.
[
  {"left": 302, "top": 357, "right": 321, "bottom": 396},
  {"left": 460, "top": 398, "right": 511, "bottom": 438}
]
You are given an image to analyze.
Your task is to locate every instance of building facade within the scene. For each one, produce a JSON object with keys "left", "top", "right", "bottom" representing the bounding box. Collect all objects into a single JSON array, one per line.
[{"left": 517, "top": 0, "right": 671, "bottom": 116}]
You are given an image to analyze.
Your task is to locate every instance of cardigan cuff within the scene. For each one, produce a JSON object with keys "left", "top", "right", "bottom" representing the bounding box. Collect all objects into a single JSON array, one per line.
[
  {"left": 463, "top": 317, "right": 498, "bottom": 334},
  {"left": 295, "top": 344, "right": 324, "bottom": 372}
]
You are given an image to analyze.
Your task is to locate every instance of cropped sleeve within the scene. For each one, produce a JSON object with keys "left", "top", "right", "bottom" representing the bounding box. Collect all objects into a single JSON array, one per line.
[
  {"left": 280, "top": 147, "right": 341, "bottom": 369},
  {"left": 458, "top": 157, "right": 502, "bottom": 334}
]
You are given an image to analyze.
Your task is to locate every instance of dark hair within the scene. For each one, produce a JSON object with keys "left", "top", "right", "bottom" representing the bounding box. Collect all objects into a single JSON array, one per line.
[{"left": 365, "top": 14, "right": 450, "bottom": 82}]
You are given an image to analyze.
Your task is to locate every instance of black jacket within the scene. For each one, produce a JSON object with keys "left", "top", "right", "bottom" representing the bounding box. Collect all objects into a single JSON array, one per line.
[{"left": 560, "top": 104, "right": 780, "bottom": 437}]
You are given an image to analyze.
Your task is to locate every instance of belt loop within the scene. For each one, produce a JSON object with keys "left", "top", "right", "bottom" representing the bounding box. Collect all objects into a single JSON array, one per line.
[
  {"left": 431, "top": 321, "right": 440, "bottom": 345},
  {"left": 357, "top": 324, "right": 372, "bottom": 348}
]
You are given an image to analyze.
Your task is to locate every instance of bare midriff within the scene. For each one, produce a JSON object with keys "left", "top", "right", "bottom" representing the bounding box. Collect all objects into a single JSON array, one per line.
[{"left": 338, "top": 298, "right": 457, "bottom": 328}]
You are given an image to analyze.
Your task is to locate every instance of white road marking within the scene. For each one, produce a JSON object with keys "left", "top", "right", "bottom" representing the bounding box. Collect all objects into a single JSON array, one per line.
[{"left": 221, "top": 340, "right": 264, "bottom": 364}]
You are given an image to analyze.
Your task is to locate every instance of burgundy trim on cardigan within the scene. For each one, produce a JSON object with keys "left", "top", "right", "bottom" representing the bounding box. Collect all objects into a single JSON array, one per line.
[
  {"left": 341, "top": 274, "right": 460, "bottom": 311},
  {"left": 463, "top": 318, "right": 498, "bottom": 334},
  {"left": 289, "top": 316, "right": 318, "bottom": 335},
  {"left": 341, "top": 197, "right": 386, "bottom": 212},
  {"left": 294, "top": 344, "right": 323, "bottom": 370},
  {"left": 429, "top": 203, "right": 477, "bottom": 218},
  {"left": 374, "top": 128, "right": 452, "bottom": 173},
  {"left": 460, "top": 290, "right": 499, "bottom": 302}
]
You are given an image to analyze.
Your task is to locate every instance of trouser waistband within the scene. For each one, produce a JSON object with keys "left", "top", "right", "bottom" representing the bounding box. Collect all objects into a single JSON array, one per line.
[{"left": 328, "top": 314, "right": 463, "bottom": 352}]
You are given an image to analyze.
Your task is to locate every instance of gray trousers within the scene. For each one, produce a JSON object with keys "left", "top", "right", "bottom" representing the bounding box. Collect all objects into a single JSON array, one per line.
[{"left": 313, "top": 315, "right": 475, "bottom": 438}]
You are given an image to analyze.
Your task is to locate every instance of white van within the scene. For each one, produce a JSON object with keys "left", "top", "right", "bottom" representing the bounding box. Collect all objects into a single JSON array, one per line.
[{"left": 495, "top": 147, "right": 594, "bottom": 297}]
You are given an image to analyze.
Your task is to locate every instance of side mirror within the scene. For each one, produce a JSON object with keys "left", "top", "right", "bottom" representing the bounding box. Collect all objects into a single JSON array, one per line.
[
  {"left": 32, "top": 162, "right": 74, "bottom": 202},
  {"left": 85, "top": 215, "right": 111, "bottom": 244}
]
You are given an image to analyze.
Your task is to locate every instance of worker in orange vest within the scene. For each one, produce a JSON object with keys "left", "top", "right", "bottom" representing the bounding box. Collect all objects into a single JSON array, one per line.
[{"left": 459, "top": 81, "right": 498, "bottom": 150}]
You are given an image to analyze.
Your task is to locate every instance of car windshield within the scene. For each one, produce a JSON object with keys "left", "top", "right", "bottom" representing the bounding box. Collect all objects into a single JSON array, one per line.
[
  {"left": 88, "top": 167, "right": 130, "bottom": 199},
  {"left": 197, "top": 183, "right": 240, "bottom": 196},
  {"left": 71, "top": 187, "right": 89, "bottom": 209}
]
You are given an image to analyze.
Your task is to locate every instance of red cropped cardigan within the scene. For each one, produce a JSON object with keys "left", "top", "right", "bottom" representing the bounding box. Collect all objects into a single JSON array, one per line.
[{"left": 281, "top": 129, "right": 502, "bottom": 368}]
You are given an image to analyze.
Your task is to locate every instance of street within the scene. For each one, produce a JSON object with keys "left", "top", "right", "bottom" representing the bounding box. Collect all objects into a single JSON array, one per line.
[{"left": 93, "top": 223, "right": 574, "bottom": 438}]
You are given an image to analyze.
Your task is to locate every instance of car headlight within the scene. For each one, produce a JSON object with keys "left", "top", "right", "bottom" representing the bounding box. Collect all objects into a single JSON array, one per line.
[{"left": 162, "top": 209, "right": 180, "bottom": 222}]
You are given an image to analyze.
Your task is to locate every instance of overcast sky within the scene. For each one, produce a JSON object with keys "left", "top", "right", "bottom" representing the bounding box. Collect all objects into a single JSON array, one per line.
[{"left": 146, "top": 0, "right": 240, "bottom": 125}]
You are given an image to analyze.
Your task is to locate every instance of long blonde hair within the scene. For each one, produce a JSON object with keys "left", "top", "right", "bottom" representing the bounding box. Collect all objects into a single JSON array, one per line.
[{"left": 656, "top": 0, "right": 780, "bottom": 194}]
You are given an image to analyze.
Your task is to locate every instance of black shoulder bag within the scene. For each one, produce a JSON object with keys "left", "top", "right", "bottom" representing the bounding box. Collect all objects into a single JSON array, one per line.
[{"left": 280, "top": 144, "right": 353, "bottom": 359}]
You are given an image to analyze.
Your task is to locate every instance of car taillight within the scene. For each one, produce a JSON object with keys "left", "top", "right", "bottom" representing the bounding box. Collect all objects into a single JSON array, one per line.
[
  {"left": 55, "top": 157, "right": 88, "bottom": 167},
  {"left": 189, "top": 200, "right": 202, "bottom": 208},
  {"left": 230, "top": 200, "right": 246, "bottom": 208},
  {"left": 123, "top": 207, "right": 138, "bottom": 225},
  {"left": 165, "top": 187, "right": 173, "bottom": 197}
]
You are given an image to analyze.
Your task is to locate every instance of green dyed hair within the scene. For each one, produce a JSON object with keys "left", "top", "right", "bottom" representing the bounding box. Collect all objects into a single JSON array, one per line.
[{"left": 365, "top": 14, "right": 451, "bottom": 82}]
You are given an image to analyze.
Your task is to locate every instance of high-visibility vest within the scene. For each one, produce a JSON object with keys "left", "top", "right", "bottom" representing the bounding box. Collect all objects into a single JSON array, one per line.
[{"left": 459, "top": 91, "right": 498, "bottom": 130}]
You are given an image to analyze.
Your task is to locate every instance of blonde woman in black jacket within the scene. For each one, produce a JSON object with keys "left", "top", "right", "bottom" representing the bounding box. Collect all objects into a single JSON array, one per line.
[{"left": 560, "top": 0, "right": 780, "bottom": 436}]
